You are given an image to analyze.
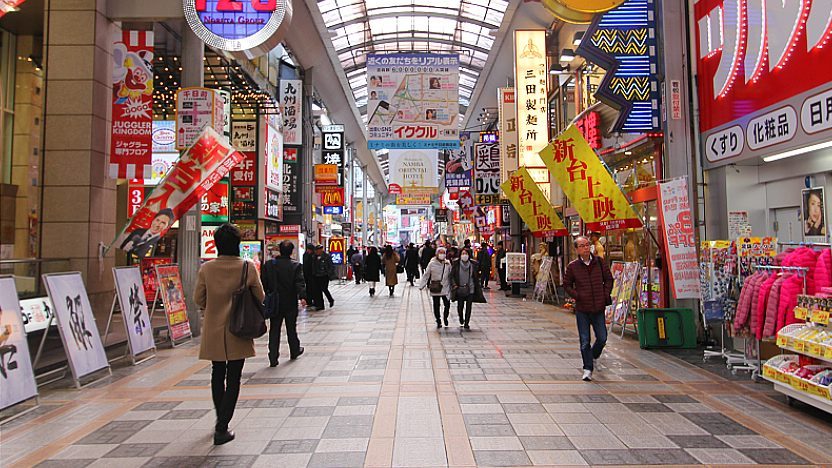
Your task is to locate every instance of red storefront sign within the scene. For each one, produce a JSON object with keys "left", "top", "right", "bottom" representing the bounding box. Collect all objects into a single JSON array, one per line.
[
  {"left": 110, "top": 30, "right": 154, "bottom": 179},
  {"left": 200, "top": 181, "right": 229, "bottom": 221},
  {"left": 316, "top": 186, "right": 345, "bottom": 207},
  {"left": 575, "top": 111, "right": 602, "bottom": 150},
  {"left": 230, "top": 151, "right": 257, "bottom": 186},
  {"left": 128, "top": 179, "right": 145, "bottom": 217}
]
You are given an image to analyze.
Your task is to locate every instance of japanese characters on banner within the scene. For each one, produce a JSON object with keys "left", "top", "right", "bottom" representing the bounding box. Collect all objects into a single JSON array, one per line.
[
  {"left": 283, "top": 147, "right": 301, "bottom": 215},
  {"left": 388, "top": 149, "right": 439, "bottom": 193},
  {"left": 0, "top": 276, "right": 38, "bottom": 411},
  {"left": 737, "top": 237, "right": 777, "bottom": 281},
  {"left": 314, "top": 164, "right": 339, "bottom": 185},
  {"left": 657, "top": 177, "right": 700, "bottom": 299},
  {"left": 201, "top": 180, "right": 229, "bottom": 223},
  {"left": 230, "top": 151, "right": 257, "bottom": 186},
  {"left": 367, "top": 53, "right": 460, "bottom": 150},
  {"left": 280, "top": 80, "right": 302, "bottom": 145},
  {"left": 474, "top": 143, "right": 501, "bottom": 205},
  {"left": 42, "top": 273, "right": 109, "bottom": 380},
  {"left": 155, "top": 265, "right": 191, "bottom": 342},
  {"left": 498, "top": 88, "right": 518, "bottom": 191},
  {"left": 457, "top": 190, "right": 476, "bottom": 219},
  {"left": 514, "top": 30, "right": 550, "bottom": 199},
  {"left": 264, "top": 115, "right": 283, "bottom": 192},
  {"left": 112, "top": 267, "right": 155, "bottom": 357},
  {"left": 321, "top": 124, "right": 344, "bottom": 184},
  {"left": 264, "top": 188, "right": 281, "bottom": 220},
  {"left": 110, "top": 30, "right": 154, "bottom": 180},
  {"left": 231, "top": 121, "right": 257, "bottom": 152},
  {"left": 110, "top": 127, "right": 245, "bottom": 256},
  {"left": 232, "top": 186, "right": 257, "bottom": 220},
  {"left": 176, "top": 88, "right": 223, "bottom": 149},
  {"left": 540, "top": 125, "right": 642, "bottom": 231},
  {"left": 501, "top": 168, "right": 568, "bottom": 237}
]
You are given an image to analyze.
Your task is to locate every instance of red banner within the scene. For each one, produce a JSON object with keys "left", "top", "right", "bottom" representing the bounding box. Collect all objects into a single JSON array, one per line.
[
  {"left": 111, "top": 127, "right": 244, "bottom": 257},
  {"left": 110, "top": 30, "right": 154, "bottom": 179},
  {"left": 230, "top": 151, "right": 257, "bottom": 186},
  {"left": 316, "top": 186, "right": 345, "bottom": 207}
]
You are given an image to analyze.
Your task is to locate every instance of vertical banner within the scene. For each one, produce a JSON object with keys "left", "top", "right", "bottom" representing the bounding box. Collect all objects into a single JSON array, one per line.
[
  {"left": 501, "top": 168, "right": 568, "bottom": 237},
  {"left": 264, "top": 115, "right": 283, "bottom": 192},
  {"left": 176, "top": 88, "right": 223, "bottom": 150},
  {"left": 444, "top": 133, "right": 473, "bottom": 188},
  {"left": 514, "top": 30, "right": 550, "bottom": 198},
  {"left": 498, "top": 88, "right": 518, "bottom": 190},
  {"left": 155, "top": 265, "right": 192, "bottom": 341},
  {"left": 321, "top": 124, "right": 345, "bottom": 184},
  {"left": 0, "top": 276, "right": 38, "bottom": 410},
  {"left": 474, "top": 142, "right": 501, "bottom": 205},
  {"left": 282, "top": 147, "right": 301, "bottom": 215},
  {"left": 110, "top": 30, "right": 154, "bottom": 179},
  {"left": 388, "top": 149, "right": 439, "bottom": 193},
  {"left": 540, "top": 125, "right": 642, "bottom": 231},
  {"left": 112, "top": 267, "right": 155, "bottom": 356},
  {"left": 657, "top": 177, "right": 700, "bottom": 299},
  {"left": 367, "top": 53, "right": 460, "bottom": 149},
  {"left": 280, "top": 79, "right": 303, "bottom": 146}
]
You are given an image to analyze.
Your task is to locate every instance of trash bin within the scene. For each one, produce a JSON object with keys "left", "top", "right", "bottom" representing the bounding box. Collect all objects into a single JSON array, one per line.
[{"left": 637, "top": 308, "right": 697, "bottom": 349}]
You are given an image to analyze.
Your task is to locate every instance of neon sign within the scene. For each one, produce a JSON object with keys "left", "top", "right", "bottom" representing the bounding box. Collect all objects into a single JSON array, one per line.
[{"left": 184, "top": 0, "right": 292, "bottom": 58}]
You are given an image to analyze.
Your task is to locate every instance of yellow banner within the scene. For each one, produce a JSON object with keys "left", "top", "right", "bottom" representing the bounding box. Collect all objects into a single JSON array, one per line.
[
  {"left": 501, "top": 167, "right": 567, "bottom": 237},
  {"left": 540, "top": 125, "right": 642, "bottom": 231},
  {"left": 396, "top": 193, "right": 431, "bottom": 205}
]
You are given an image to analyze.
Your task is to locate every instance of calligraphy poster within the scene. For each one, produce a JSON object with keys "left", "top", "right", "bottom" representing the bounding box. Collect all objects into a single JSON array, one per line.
[
  {"left": 110, "top": 127, "right": 245, "bottom": 256},
  {"left": 498, "top": 88, "right": 518, "bottom": 192},
  {"left": 474, "top": 142, "right": 501, "bottom": 205},
  {"left": 388, "top": 149, "right": 439, "bottom": 192},
  {"left": 657, "top": 177, "right": 700, "bottom": 299},
  {"left": 367, "top": 53, "right": 459, "bottom": 149},
  {"left": 0, "top": 276, "right": 38, "bottom": 410},
  {"left": 42, "top": 273, "right": 109, "bottom": 380},
  {"left": 155, "top": 265, "right": 192, "bottom": 341},
  {"left": 501, "top": 168, "right": 567, "bottom": 237},
  {"left": 140, "top": 257, "right": 171, "bottom": 302},
  {"left": 540, "top": 125, "right": 642, "bottom": 231},
  {"left": 110, "top": 30, "right": 154, "bottom": 179},
  {"left": 280, "top": 79, "right": 302, "bottom": 146},
  {"left": 112, "top": 267, "right": 155, "bottom": 356}
]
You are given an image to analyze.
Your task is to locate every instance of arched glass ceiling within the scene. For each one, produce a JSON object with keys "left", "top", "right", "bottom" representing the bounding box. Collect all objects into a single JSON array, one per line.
[{"left": 318, "top": 0, "right": 510, "bottom": 121}]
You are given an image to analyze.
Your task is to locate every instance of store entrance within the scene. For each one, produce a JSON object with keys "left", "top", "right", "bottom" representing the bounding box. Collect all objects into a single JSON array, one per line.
[{"left": 771, "top": 207, "right": 802, "bottom": 243}]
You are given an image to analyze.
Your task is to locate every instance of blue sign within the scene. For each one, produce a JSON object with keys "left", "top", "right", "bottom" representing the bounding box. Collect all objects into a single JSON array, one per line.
[
  {"left": 331, "top": 252, "right": 344, "bottom": 265},
  {"left": 323, "top": 206, "right": 344, "bottom": 215}
]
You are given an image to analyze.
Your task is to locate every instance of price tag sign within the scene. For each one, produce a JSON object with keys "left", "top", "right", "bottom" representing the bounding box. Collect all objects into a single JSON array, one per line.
[
  {"left": 807, "top": 383, "right": 826, "bottom": 397},
  {"left": 811, "top": 310, "right": 830, "bottom": 325},
  {"left": 824, "top": 346, "right": 832, "bottom": 360},
  {"left": 794, "top": 339, "right": 806, "bottom": 352},
  {"left": 807, "top": 342, "right": 824, "bottom": 357},
  {"left": 763, "top": 366, "right": 777, "bottom": 379},
  {"left": 776, "top": 333, "right": 790, "bottom": 347},
  {"left": 777, "top": 372, "right": 792, "bottom": 384},
  {"left": 794, "top": 306, "right": 809, "bottom": 320}
]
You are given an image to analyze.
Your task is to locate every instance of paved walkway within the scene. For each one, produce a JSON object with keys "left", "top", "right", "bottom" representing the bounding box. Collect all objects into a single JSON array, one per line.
[{"left": 2, "top": 279, "right": 831, "bottom": 467}]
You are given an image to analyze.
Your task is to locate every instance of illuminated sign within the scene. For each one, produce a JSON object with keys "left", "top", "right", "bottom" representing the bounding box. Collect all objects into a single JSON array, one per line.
[
  {"left": 575, "top": 111, "right": 602, "bottom": 149},
  {"left": 323, "top": 206, "right": 344, "bottom": 215},
  {"left": 329, "top": 237, "right": 345, "bottom": 265},
  {"left": 316, "top": 186, "right": 345, "bottom": 207},
  {"left": 514, "top": 30, "right": 550, "bottom": 200},
  {"left": 264, "top": 187, "right": 281, "bottom": 220},
  {"left": 314, "top": 164, "right": 339, "bottom": 185},
  {"left": 184, "top": 0, "right": 293, "bottom": 59}
]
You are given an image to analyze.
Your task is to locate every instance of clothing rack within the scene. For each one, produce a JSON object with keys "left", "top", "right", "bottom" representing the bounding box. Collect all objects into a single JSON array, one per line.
[{"left": 777, "top": 241, "right": 831, "bottom": 247}]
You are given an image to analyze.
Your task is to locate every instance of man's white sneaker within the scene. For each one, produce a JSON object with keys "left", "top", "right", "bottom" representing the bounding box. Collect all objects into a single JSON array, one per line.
[
  {"left": 594, "top": 359, "right": 602, "bottom": 370},
  {"left": 582, "top": 370, "right": 592, "bottom": 381}
]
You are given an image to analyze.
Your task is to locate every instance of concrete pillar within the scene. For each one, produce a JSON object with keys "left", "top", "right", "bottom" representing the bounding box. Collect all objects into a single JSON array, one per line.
[{"left": 362, "top": 165, "right": 368, "bottom": 247}]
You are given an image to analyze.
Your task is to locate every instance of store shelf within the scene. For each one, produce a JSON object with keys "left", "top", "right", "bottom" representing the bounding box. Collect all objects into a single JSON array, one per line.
[
  {"left": 762, "top": 375, "right": 832, "bottom": 414},
  {"left": 779, "top": 343, "right": 832, "bottom": 365}
]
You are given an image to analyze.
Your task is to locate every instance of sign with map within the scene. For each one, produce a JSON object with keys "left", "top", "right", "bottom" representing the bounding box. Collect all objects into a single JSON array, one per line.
[{"left": 367, "top": 53, "right": 459, "bottom": 150}]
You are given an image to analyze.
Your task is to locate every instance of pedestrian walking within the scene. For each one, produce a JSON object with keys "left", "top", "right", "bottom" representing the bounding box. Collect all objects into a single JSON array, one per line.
[
  {"left": 364, "top": 246, "right": 383, "bottom": 297},
  {"left": 314, "top": 244, "right": 336, "bottom": 309},
  {"left": 382, "top": 245, "right": 400, "bottom": 296},
  {"left": 404, "top": 243, "right": 420, "bottom": 285},
  {"left": 495, "top": 241, "right": 509, "bottom": 290},
  {"left": 351, "top": 248, "right": 365, "bottom": 285},
  {"left": 563, "top": 235, "right": 613, "bottom": 382},
  {"left": 476, "top": 243, "right": 492, "bottom": 290},
  {"left": 420, "top": 246, "right": 452, "bottom": 328},
  {"left": 419, "top": 241, "right": 435, "bottom": 275},
  {"left": 261, "top": 240, "right": 306, "bottom": 368},
  {"left": 303, "top": 244, "right": 319, "bottom": 310},
  {"left": 194, "top": 224, "right": 265, "bottom": 446},
  {"left": 451, "top": 248, "right": 480, "bottom": 329}
]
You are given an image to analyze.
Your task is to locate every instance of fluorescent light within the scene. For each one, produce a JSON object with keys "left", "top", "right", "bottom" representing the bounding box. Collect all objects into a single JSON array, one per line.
[
  {"left": 573, "top": 32, "right": 584, "bottom": 46},
  {"left": 762, "top": 140, "right": 832, "bottom": 162},
  {"left": 559, "top": 49, "right": 575, "bottom": 62}
]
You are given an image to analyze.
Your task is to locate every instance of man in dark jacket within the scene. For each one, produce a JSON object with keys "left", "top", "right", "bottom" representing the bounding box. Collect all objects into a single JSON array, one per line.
[
  {"left": 404, "top": 243, "right": 420, "bottom": 285},
  {"left": 495, "top": 241, "right": 509, "bottom": 290},
  {"left": 303, "top": 243, "right": 319, "bottom": 310},
  {"left": 261, "top": 241, "right": 306, "bottom": 367},
  {"left": 563, "top": 236, "right": 613, "bottom": 382},
  {"left": 476, "top": 244, "right": 492, "bottom": 289},
  {"left": 314, "top": 244, "right": 335, "bottom": 309},
  {"left": 419, "top": 241, "right": 435, "bottom": 274}
]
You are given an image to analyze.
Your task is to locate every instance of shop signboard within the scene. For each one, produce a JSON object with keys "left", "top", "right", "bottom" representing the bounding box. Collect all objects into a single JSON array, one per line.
[
  {"left": 501, "top": 168, "right": 568, "bottom": 237},
  {"left": 264, "top": 187, "right": 282, "bottom": 220},
  {"left": 444, "top": 133, "right": 473, "bottom": 188},
  {"left": 140, "top": 257, "right": 171, "bottom": 302},
  {"left": 802, "top": 187, "right": 827, "bottom": 243},
  {"left": 112, "top": 267, "right": 155, "bottom": 357},
  {"left": 19, "top": 296, "right": 54, "bottom": 333},
  {"left": 317, "top": 186, "right": 345, "bottom": 207},
  {"left": 396, "top": 193, "right": 431, "bottom": 206},
  {"left": 0, "top": 276, "right": 38, "bottom": 411},
  {"left": 505, "top": 253, "right": 527, "bottom": 283},
  {"left": 329, "top": 237, "right": 345, "bottom": 265},
  {"left": 367, "top": 53, "right": 460, "bottom": 150},
  {"left": 230, "top": 151, "right": 256, "bottom": 186},
  {"left": 388, "top": 149, "right": 439, "bottom": 192},
  {"left": 154, "top": 265, "right": 191, "bottom": 342},
  {"left": 128, "top": 180, "right": 145, "bottom": 218},
  {"left": 435, "top": 208, "right": 449, "bottom": 223},
  {"left": 280, "top": 224, "right": 300, "bottom": 234},
  {"left": 498, "top": 88, "right": 518, "bottom": 192},
  {"left": 575, "top": 111, "right": 602, "bottom": 150},
  {"left": 322, "top": 124, "right": 344, "bottom": 184},
  {"left": 200, "top": 225, "right": 219, "bottom": 259},
  {"left": 657, "top": 177, "right": 700, "bottom": 299},
  {"left": 231, "top": 121, "right": 256, "bottom": 152},
  {"left": 264, "top": 116, "right": 283, "bottom": 192},
  {"left": 200, "top": 180, "right": 229, "bottom": 223},
  {"left": 540, "top": 125, "right": 642, "bottom": 231},
  {"left": 42, "top": 273, "right": 110, "bottom": 382},
  {"left": 282, "top": 147, "right": 301, "bottom": 214},
  {"left": 323, "top": 206, "right": 344, "bottom": 215},
  {"left": 110, "top": 30, "right": 154, "bottom": 180},
  {"left": 694, "top": 0, "right": 832, "bottom": 165},
  {"left": 314, "top": 164, "right": 339, "bottom": 185},
  {"left": 183, "top": 0, "right": 292, "bottom": 58},
  {"left": 474, "top": 142, "right": 501, "bottom": 205},
  {"left": 514, "top": 30, "right": 550, "bottom": 199},
  {"left": 110, "top": 127, "right": 244, "bottom": 256},
  {"left": 231, "top": 186, "right": 257, "bottom": 220},
  {"left": 280, "top": 80, "right": 302, "bottom": 145},
  {"left": 152, "top": 120, "right": 177, "bottom": 153},
  {"left": 175, "top": 88, "right": 223, "bottom": 149}
]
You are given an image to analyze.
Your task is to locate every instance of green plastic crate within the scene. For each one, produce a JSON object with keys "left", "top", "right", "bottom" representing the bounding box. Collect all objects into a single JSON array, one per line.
[{"left": 637, "top": 308, "right": 697, "bottom": 349}]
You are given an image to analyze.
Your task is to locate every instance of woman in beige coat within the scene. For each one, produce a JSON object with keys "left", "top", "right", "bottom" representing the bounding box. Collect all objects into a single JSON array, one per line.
[
  {"left": 194, "top": 224, "right": 265, "bottom": 446},
  {"left": 381, "top": 245, "right": 400, "bottom": 297}
]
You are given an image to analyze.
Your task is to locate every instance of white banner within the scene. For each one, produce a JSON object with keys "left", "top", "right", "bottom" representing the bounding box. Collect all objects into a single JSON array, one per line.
[
  {"left": 498, "top": 88, "right": 517, "bottom": 188},
  {"left": 0, "top": 276, "right": 38, "bottom": 410},
  {"left": 265, "top": 116, "right": 283, "bottom": 192},
  {"left": 42, "top": 273, "right": 109, "bottom": 380},
  {"left": 657, "top": 177, "right": 701, "bottom": 299},
  {"left": 201, "top": 225, "right": 219, "bottom": 259},
  {"left": 112, "top": 267, "right": 155, "bottom": 356},
  {"left": 280, "top": 79, "right": 303, "bottom": 146},
  {"left": 474, "top": 142, "right": 500, "bottom": 205},
  {"left": 388, "top": 149, "right": 439, "bottom": 191}
]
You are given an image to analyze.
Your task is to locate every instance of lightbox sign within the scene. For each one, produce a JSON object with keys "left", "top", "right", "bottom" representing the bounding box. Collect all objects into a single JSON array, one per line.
[
  {"left": 695, "top": 0, "right": 832, "bottom": 166},
  {"left": 514, "top": 30, "right": 550, "bottom": 200},
  {"left": 184, "top": 0, "right": 293, "bottom": 59}
]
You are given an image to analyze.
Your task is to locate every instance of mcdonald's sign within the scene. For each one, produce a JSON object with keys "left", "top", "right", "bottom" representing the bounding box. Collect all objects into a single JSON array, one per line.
[
  {"left": 328, "top": 236, "right": 345, "bottom": 265},
  {"left": 316, "top": 186, "right": 345, "bottom": 207}
]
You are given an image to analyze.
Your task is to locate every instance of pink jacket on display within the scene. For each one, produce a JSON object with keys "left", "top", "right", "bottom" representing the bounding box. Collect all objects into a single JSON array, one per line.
[
  {"left": 752, "top": 273, "right": 778, "bottom": 339},
  {"left": 815, "top": 248, "right": 831, "bottom": 292},
  {"left": 763, "top": 275, "right": 787, "bottom": 337},
  {"left": 777, "top": 274, "right": 806, "bottom": 330},
  {"left": 735, "top": 272, "right": 765, "bottom": 331}
]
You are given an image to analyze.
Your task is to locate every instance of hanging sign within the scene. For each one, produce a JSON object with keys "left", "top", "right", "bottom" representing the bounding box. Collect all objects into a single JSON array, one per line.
[
  {"left": 176, "top": 88, "right": 224, "bottom": 150},
  {"left": 155, "top": 265, "right": 191, "bottom": 342},
  {"left": 201, "top": 225, "right": 219, "bottom": 259},
  {"left": 514, "top": 30, "right": 550, "bottom": 199},
  {"left": 329, "top": 237, "right": 345, "bottom": 265},
  {"left": 280, "top": 79, "right": 302, "bottom": 145},
  {"left": 474, "top": 142, "right": 501, "bottom": 205},
  {"left": 0, "top": 276, "right": 38, "bottom": 411},
  {"left": 314, "top": 164, "right": 339, "bottom": 185},
  {"left": 264, "top": 115, "right": 283, "bottom": 192},
  {"left": 457, "top": 189, "right": 476, "bottom": 219},
  {"left": 444, "top": 138, "right": 473, "bottom": 188},
  {"left": 112, "top": 267, "right": 156, "bottom": 357},
  {"left": 282, "top": 148, "right": 301, "bottom": 215},
  {"left": 264, "top": 187, "right": 282, "bottom": 220},
  {"left": 657, "top": 177, "right": 700, "bottom": 299},
  {"left": 389, "top": 149, "right": 439, "bottom": 192},
  {"left": 317, "top": 186, "right": 345, "bottom": 207},
  {"left": 231, "top": 121, "right": 257, "bottom": 152},
  {"left": 152, "top": 120, "right": 177, "bottom": 153},
  {"left": 396, "top": 193, "right": 431, "bottom": 205},
  {"left": 498, "top": 88, "right": 518, "bottom": 191},
  {"left": 230, "top": 151, "right": 257, "bottom": 186},
  {"left": 501, "top": 167, "right": 568, "bottom": 237},
  {"left": 540, "top": 125, "right": 642, "bottom": 231},
  {"left": 110, "top": 30, "right": 154, "bottom": 180},
  {"left": 200, "top": 180, "right": 230, "bottom": 223}
]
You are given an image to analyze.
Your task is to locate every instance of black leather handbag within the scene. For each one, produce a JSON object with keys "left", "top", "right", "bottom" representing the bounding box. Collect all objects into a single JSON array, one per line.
[{"left": 230, "top": 261, "right": 267, "bottom": 339}]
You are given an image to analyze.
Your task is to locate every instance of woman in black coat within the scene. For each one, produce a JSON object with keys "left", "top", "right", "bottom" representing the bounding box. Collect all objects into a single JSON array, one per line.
[{"left": 363, "top": 246, "right": 383, "bottom": 297}]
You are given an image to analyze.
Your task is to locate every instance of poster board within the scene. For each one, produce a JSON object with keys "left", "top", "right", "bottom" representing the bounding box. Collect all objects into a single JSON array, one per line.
[
  {"left": 155, "top": 265, "right": 192, "bottom": 342},
  {"left": 112, "top": 267, "right": 156, "bottom": 357},
  {"left": 534, "top": 257, "right": 553, "bottom": 299},
  {"left": 611, "top": 262, "right": 640, "bottom": 323},
  {"left": 140, "top": 257, "right": 171, "bottom": 303},
  {"left": 736, "top": 237, "right": 777, "bottom": 283},
  {"left": 0, "top": 276, "right": 38, "bottom": 411},
  {"left": 604, "top": 261, "right": 626, "bottom": 320},
  {"left": 240, "top": 241, "right": 263, "bottom": 272},
  {"left": 505, "top": 253, "right": 527, "bottom": 283},
  {"left": 42, "top": 273, "right": 110, "bottom": 382}
]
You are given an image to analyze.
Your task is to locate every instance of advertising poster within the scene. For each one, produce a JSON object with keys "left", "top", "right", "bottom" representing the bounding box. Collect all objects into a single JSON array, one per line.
[
  {"left": 265, "top": 116, "right": 283, "bottom": 192},
  {"left": 457, "top": 190, "right": 476, "bottom": 219},
  {"left": 474, "top": 142, "right": 501, "bottom": 205},
  {"left": 111, "top": 127, "right": 245, "bottom": 256},
  {"left": 388, "top": 149, "right": 439, "bottom": 192},
  {"left": 151, "top": 120, "right": 177, "bottom": 153},
  {"left": 155, "top": 265, "right": 192, "bottom": 341},
  {"left": 231, "top": 186, "right": 257, "bottom": 220},
  {"left": 144, "top": 153, "right": 179, "bottom": 186},
  {"left": 280, "top": 80, "right": 302, "bottom": 145},
  {"left": 112, "top": 267, "right": 155, "bottom": 356},
  {"left": 604, "top": 262, "right": 625, "bottom": 320},
  {"left": 230, "top": 151, "right": 256, "bottom": 186},
  {"left": 140, "top": 257, "right": 171, "bottom": 302},
  {"left": 240, "top": 241, "right": 262, "bottom": 272},
  {"left": 176, "top": 87, "right": 222, "bottom": 149},
  {"left": 728, "top": 211, "right": 751, "bottom": 240},
  {"left": 444, "top": 133, "right": 473, "bottom": 188},
  {"left": 640, "top": 266, "right": 662, "bottom": 308},
  {"left": 612, "top": 262, "right": 640, "bottom": 322},
  {"left": 0, "top": 276, "right": 38, "bottom": 410},
  {"left": 501, "top": 168, "right": 567, "bottom": 237},
  {"left": 505, "top": 252, "right": 527, "bottom": 283},
  {"left": 110, "top": 29, "right": 154, "bottom": 180},
  {"left": 498, "top": 88, "right": 517, "bottom": 191},
  {"left": 200, "top": 180, "right": 229, "bottom": 223},
  {"left": 802, "top": 187, "right": 827, "bottom": 243},
  {"left": 231, "top": 121, "right": 257, "bottom": 152},
  {"left": 19, "top": 296, "right": 54, "bottom": 334},
  {"left": 237, "top": 221, "right": 257, "bottom": 241},
  {"left": 540, "top": 125, "right": 642, "bottom": 231},
  {"left": 395, "top": 193, "right": 431, "bottom": 206},
  {"left": 737, "top": 237, "right": 777, "bottom": 281},
  {"left": 657, "top": 177, "right": 700, "bottom": 299},
  {"left": 367, "top": 53, "right": 460, "bottom": 149},
  {"left": 514, "top": 30, "right": 550, "bottom": 196},
  {"left": 201, "top": 225, "right": 219, "bottom": 259},
  {"left": 42, "top": 273, "right": 109, "bottom": 380}
]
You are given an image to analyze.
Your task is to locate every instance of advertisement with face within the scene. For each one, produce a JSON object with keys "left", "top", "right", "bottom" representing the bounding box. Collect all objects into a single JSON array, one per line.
[{"left": 803, "top": 187, "right": 827, "bottom": 242}]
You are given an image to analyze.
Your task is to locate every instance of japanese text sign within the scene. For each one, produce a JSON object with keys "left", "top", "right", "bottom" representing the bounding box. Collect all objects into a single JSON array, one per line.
[
  {"left": 200, "top": 180, "right": 229, "bottom": 223},
  {"left": 231, "top": 121, "right": 256, "bottom": 151},
  {"left": 230, "top": 151, "right": 257, "bottom": 186},
  {"left": 444, "top": 133, "right": 473, "bottom": 188},
  {"left": 514, "top": 30, "right": 549, "bottom": 195},
  {"left": 657, "top": 177, "right": 700, "bottom": 299},
  {"left": 314, "top": 164, "right": 339, "bottom": 185},
  {"left": 474, "top": 142, "right": 501, "bottom": 205},
  {"left": 498, "top": 88, "right": 518, "bottom": 193},
  {"left": 501, "top": 168, "right": 567, "bottom": 237},
  {"left": 280, "top": 79, "right": 302, "bottom": 145},
  {"left": 176, "top": 87, "right": 223, "bottom": 149}
]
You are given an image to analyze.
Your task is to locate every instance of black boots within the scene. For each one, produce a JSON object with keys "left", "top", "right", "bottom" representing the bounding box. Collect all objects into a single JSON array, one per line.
[{"left": 214, "top": 430, "right": 235, "bottom": 445}]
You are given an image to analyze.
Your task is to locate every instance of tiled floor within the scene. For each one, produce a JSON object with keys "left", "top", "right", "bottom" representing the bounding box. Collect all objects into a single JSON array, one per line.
[{"left": 2, "top": 279, "right": 832, "bottom": 467}]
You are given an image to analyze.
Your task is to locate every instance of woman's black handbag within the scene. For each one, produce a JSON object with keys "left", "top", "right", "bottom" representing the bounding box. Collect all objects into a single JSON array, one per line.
[
  {"left": 429, "top": 264, "right": 445, "bottom": 294},
  {"left": 230, "top": 261, "right": 267, "bottom": 339}
]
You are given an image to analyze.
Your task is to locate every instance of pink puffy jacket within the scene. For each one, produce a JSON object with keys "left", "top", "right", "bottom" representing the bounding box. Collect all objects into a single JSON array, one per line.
[
  {"left": 752, "top": 273, "right": 778, "bottom": 339},
  {"left": 815, "top": 249, "right": 831, "bottom": 292},
  {"left": 763, "top": 275, "right": 787, "bottom": 337},
  {"left": 735, "top": 272, "right": 765, "bottom": 331}
]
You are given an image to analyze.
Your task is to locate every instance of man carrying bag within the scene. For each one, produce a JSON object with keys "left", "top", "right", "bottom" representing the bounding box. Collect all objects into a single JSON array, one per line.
[{"left": 261, "top": 241, "right": 307, "bottom": 367}]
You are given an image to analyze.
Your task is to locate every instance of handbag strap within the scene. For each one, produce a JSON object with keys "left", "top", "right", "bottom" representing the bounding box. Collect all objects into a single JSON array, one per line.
[{"left": 239, "top": 260, "right": 249, "bottom": 288}]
